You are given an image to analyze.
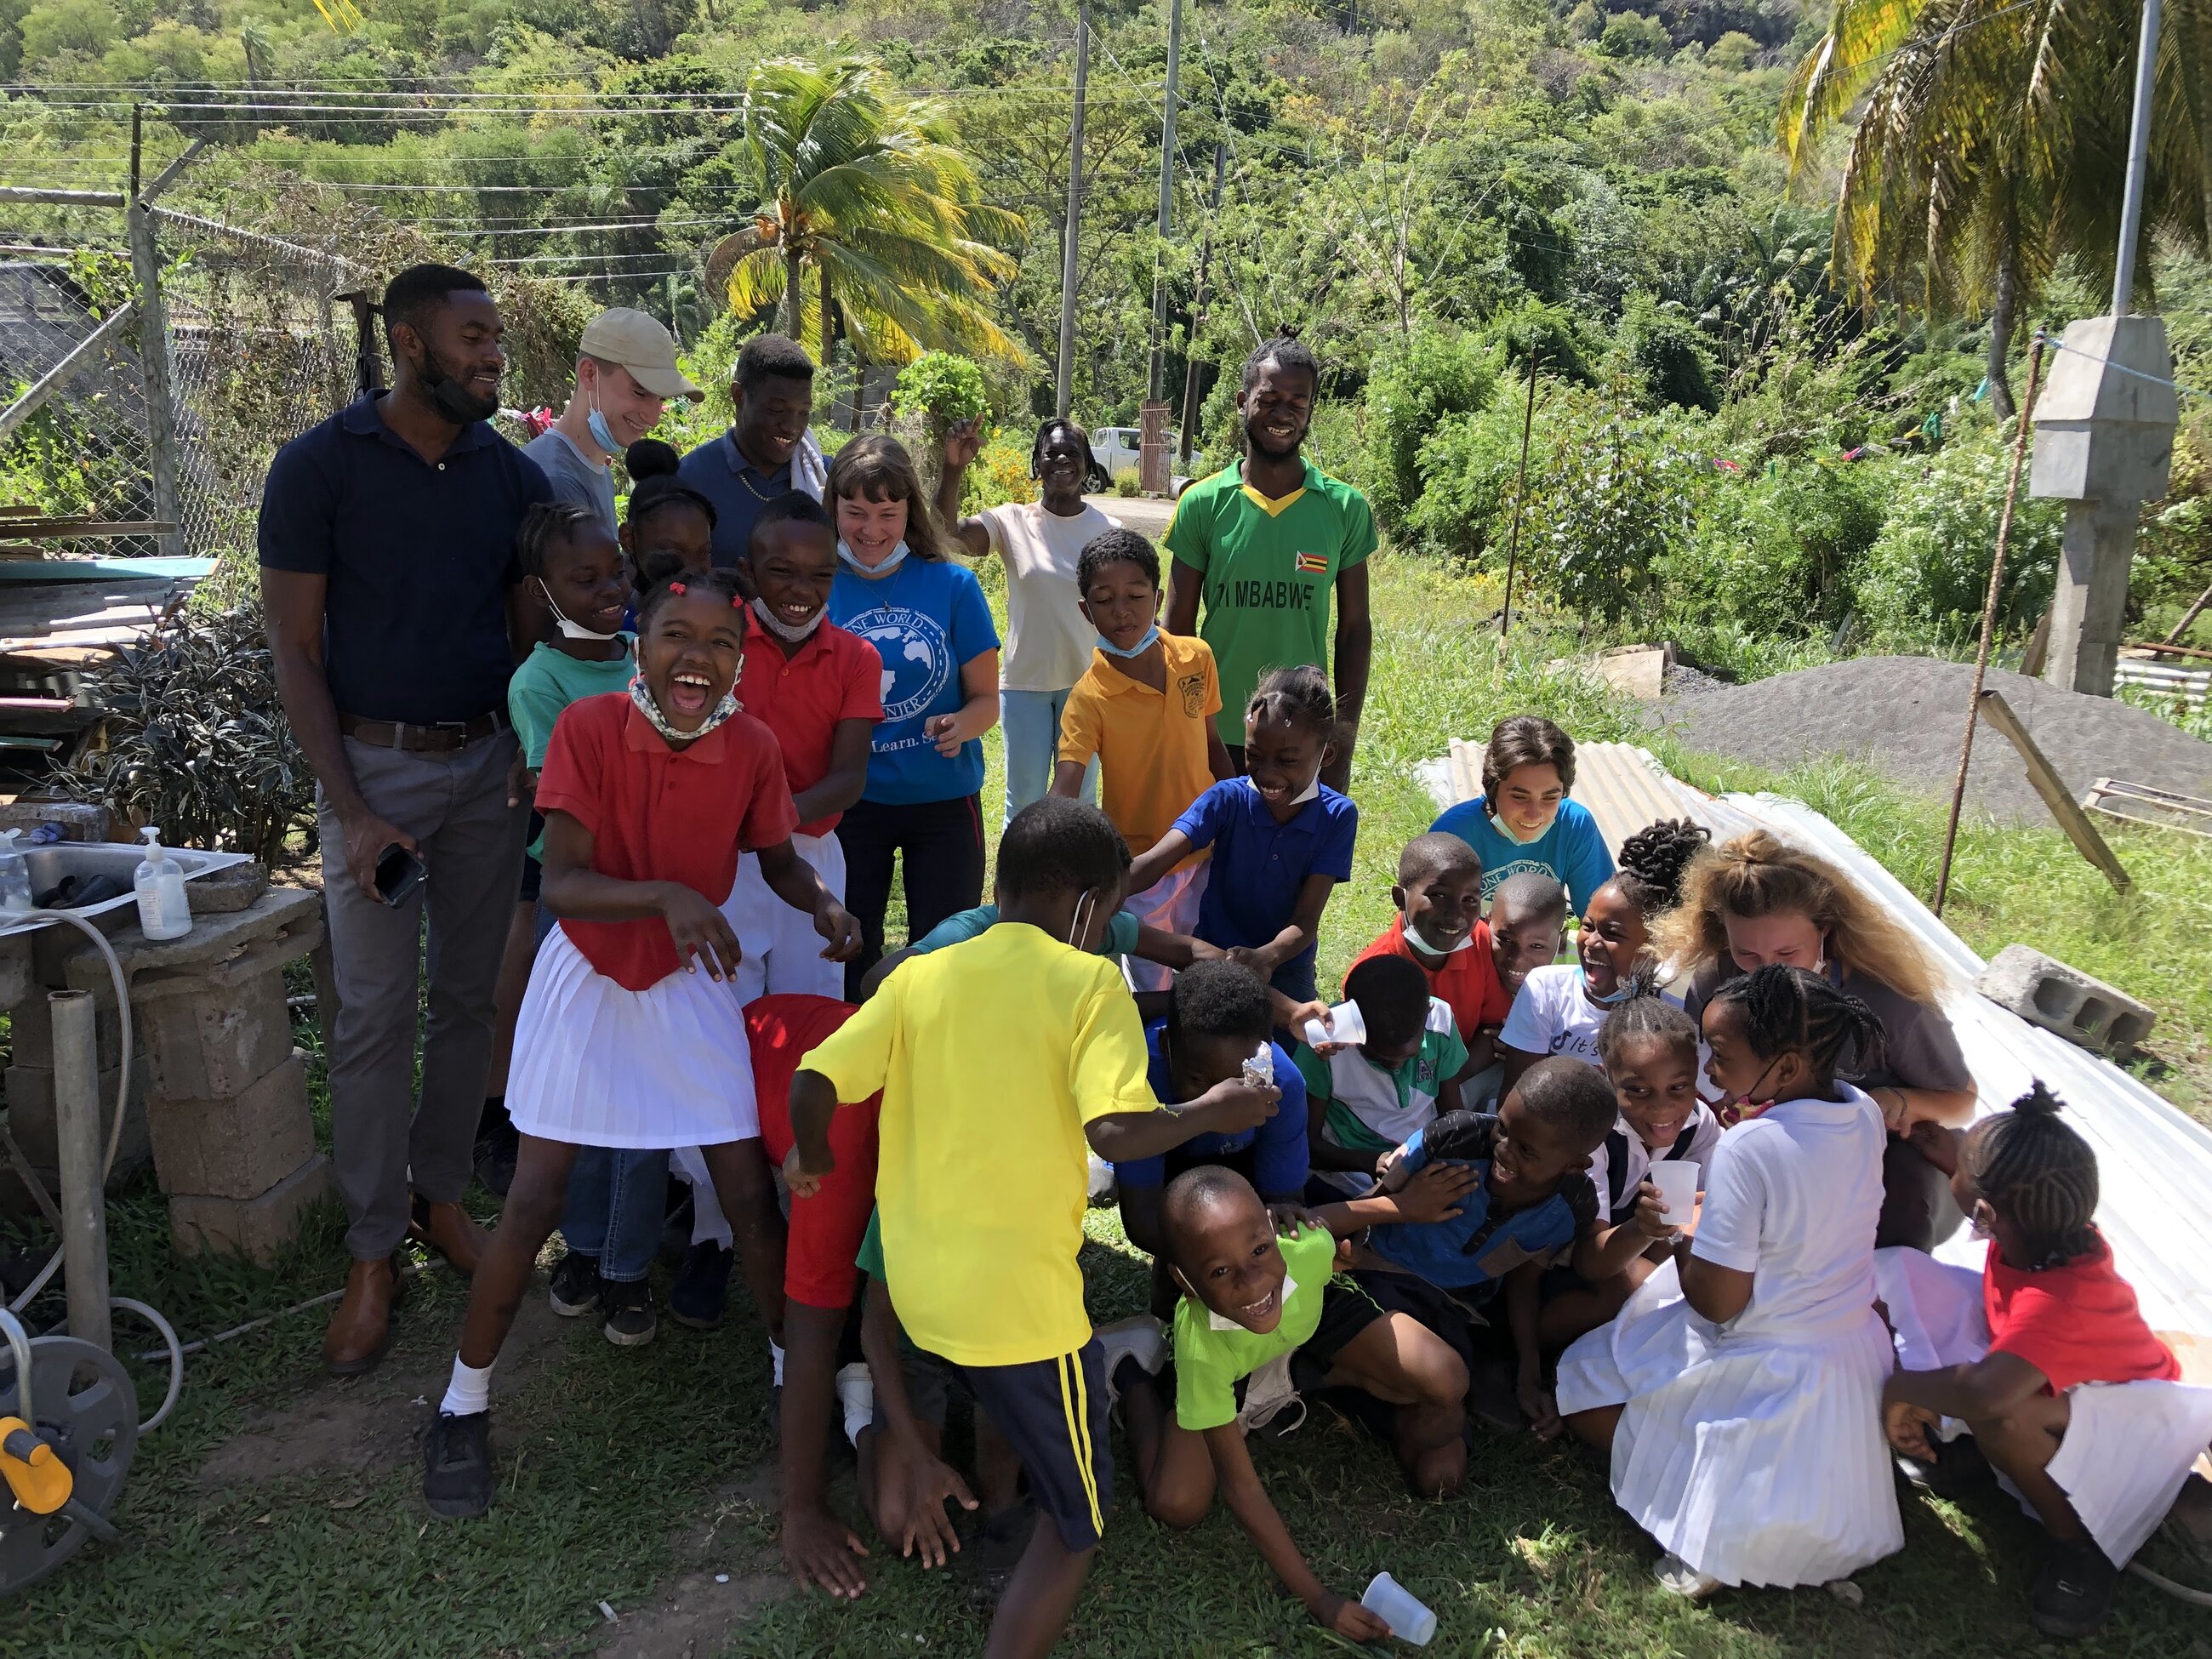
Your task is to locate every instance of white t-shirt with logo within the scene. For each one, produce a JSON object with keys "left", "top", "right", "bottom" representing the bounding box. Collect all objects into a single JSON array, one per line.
[
  {"left": 982, "top": 500, "right": 1122, "bottom": 693},
  {"left": 1499, "top": 964, "right": 1610, "bottom": 1068}
]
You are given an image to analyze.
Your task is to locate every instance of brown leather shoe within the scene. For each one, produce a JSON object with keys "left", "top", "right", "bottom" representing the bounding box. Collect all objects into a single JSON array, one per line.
[
  {"left": 409, "top": 1194, "right": 490, "bottom": 1280},
  {"left": 322, "top": 1255, "right": 402, "bottom": 1377}
]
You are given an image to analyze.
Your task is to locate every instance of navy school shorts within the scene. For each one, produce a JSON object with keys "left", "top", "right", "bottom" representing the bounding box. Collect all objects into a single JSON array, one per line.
[{"left": 921, "top": 1337, "right": 1114, "bottom": 1552}]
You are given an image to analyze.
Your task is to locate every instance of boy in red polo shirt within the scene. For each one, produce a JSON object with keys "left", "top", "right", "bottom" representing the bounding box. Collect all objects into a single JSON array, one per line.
[
  {"left": 1348, "top": 834, "right": 1508, "bottom": 1080},
  {"left": 724, "top": 493, "right": 884, "bottom": 996},
  {"left": 424, "top": 569, "right": 860, "bottom": 1522},
  {"left": 676, "top": 493, "right": 884, "bottom": 1333}
]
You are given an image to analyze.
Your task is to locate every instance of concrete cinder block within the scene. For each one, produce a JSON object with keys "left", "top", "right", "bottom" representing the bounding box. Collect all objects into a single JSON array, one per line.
[
  {"left": 169, "top": 1152, "right": 334, "bottom": 1264},
  {"left": 2, "top": 1058, "right": 151, "bottom": 1188},
  {"left": 145, "top": 1049, "right": 315, "bottom": 1201},
  {"left": 1975, "top": 944, "right": 2156, "bottom": 1056},
  {"left": 138, "top": 966, "right": 294, "bottom": 1103}
]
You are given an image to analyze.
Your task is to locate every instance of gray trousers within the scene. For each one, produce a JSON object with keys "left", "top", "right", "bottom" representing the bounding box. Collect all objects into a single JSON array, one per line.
[{"left": 317, "top": 731, "right": 527, "bottom": 1259}]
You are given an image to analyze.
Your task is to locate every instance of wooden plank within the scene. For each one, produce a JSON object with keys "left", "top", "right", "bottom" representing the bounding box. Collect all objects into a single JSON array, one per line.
[
  {"left": 2083, "top": 777, "right": 2212, "bottom": 841},
  {"left": 1976, "top": 691, "right": 2132, "bottom": 892},
  {"left": 2129, "top": 639, "right": 2212, "bottom": 664},
  {"left": 0, "top": 519, "right": 177, "bottom": 539},
  {"left": 0, "top": 298, "right": 139, "bottom": 444}
]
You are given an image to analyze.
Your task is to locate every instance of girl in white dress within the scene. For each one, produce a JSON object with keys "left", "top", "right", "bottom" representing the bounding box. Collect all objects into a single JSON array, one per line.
[
  {"left": 1559, "top": 963, "right": 1903, "bottom": 1596},
  {"left": 422, "top": 569, "right": 861, "bottom": 1521}
]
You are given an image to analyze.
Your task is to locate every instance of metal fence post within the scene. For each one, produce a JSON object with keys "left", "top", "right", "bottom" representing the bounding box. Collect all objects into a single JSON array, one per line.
[{"left": 127, "top": 105, "right": 182, "bottom": 557}]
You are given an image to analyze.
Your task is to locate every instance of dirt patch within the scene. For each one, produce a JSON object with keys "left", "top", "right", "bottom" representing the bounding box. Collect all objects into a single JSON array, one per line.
[
  {"left": 587, "top": 1467, "right": 790, "bottom": 1658},
  {"left": 196, "top": 1286, "right": 572, "bottom": 1492},
  {"left": 1651, "top": 655, "right": 2212, "bottom": 824}
]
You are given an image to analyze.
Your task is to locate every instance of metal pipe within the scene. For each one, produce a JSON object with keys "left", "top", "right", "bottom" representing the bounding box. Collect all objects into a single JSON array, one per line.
[
  {"left": 0, "top": 1308, "right": 35, "bottom": 1423},
  {"left": 0, "top": 187, "right": 125, "bottom": 208},
  {"left": 50, "top": 990, "right": 111, "bottom": 1354},
  {"left": 2111, "top": 0, "right": 2163, "bottom": 316}
]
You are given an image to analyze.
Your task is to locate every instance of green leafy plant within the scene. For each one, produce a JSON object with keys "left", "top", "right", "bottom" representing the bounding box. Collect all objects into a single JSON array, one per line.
[
  {"left": 60, "top": 605, "right": 313, "bottom": 865},
  {"left": 1361, "top": 326, "right": 1499, "bottom": 539},
  {"left": 1854, "top": 437, "right": 2063, "bottom": 648},
  {"left": 891, "top": 351, "right": 989, "bottom": 432}
]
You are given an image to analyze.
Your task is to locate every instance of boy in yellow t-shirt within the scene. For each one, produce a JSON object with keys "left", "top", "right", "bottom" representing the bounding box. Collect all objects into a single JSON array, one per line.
[
  {"left": 1054, "top": 529, "right": 1235, "bottom": 991},
  {"left": 787, "top": 797, "right": 1280, "bottom": 1657}
]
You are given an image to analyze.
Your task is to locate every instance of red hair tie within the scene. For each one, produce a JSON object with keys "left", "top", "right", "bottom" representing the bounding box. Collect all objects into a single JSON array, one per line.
[
  {"left": 732, "top": 593, "right": 745, "bottom": 608},
  {"left": 668, "top": 580, "right": 687, "bottom": 596}
]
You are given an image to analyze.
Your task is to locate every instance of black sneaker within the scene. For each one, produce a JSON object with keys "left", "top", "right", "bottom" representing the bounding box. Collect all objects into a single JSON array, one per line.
[
  {"left": 473, "top": 1103, "right": 519, "bottom": 1197},
  {"left": 2032, "top": 1536, "right": 2119, "bottom": 1639},
  {"left": 547, "top": 1251, "right": 601, "bottom": 1319},
  {"left": 669, "top": 1241, "right": 733, "bottom": 1330},
  {"left": 1896, "top": 1434, "right": 1995, "bottom": 1499},
  {"left": 601, "top": 1277, "right": 657, "bottom": 1347},
  {"left": 424, "top": 1411, "right": 494, "bottom": 1519}
]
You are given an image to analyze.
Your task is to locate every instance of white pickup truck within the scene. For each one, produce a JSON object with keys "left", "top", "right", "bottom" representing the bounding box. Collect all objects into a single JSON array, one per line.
[{"left": 1087, "top": 425, "right": 1206, "bottom": 496}]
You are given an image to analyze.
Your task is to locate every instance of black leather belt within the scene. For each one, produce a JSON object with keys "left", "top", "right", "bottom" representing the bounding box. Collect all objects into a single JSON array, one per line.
[{"left": 339, "top": 710, "right": 509, "bottom": 752}]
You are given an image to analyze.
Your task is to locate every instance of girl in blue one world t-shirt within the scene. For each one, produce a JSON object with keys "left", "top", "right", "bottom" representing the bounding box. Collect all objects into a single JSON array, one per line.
[
  {"left": 824, "top": 436, "right": 1001, "bottom": 996},
  {"left": 1124, "top": 665, "right": 1356, "bottom": 1006},
  {"left": 1431, "top": 714, "right": 1614, "bottom": 916}
]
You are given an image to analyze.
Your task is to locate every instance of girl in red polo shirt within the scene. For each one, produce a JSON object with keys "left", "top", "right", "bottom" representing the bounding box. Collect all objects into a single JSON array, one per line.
[
  {"left": 1881, "top": 1083, "right": 2212, "bottom": 1638},
  {"left": 424, "top": 567, "right": 860, "bottom": 1521}
]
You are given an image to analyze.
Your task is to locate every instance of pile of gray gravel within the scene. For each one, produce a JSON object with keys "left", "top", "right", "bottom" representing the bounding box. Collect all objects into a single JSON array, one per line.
[{"left": 1650, "top": 654, "right": 2212, "bottom": 824}]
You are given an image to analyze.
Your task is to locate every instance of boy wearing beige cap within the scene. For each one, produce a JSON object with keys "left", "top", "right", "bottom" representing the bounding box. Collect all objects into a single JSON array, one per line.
[{"left": 524, "top": 308, "right": 702, "bottom": 533}]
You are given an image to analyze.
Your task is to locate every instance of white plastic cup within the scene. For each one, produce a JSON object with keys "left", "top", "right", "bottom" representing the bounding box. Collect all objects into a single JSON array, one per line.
[
  {"left": 1649, "top": 1159, "right": 1700, "bottom": 1226},
  {"left": 1303, "top": 999, "right": 1369, "bottom": 1050},
  {"left": 1360, "top": 1571, "right": 1436, "bottom": 1645}
]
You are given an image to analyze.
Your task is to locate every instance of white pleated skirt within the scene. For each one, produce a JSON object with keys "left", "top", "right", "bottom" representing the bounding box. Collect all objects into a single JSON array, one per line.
[
  {"left": 507, "top": 925, "right": 760, "bottom": 1149},
  {"left": 1873, "top": 1246, "right": 2212, "bottom": 1565},
  {"left": 1557, "top": 1258, "right": 1904, "bottom": 1588}
]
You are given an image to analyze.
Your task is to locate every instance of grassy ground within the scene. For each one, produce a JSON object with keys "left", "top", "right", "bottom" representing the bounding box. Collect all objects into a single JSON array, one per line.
[{"left": 2, "top": 554, "right": 2209, "bottom": 1657}]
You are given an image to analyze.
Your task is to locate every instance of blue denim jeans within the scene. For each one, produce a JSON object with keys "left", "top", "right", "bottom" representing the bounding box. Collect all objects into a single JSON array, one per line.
[
  {"left": 999, "top": 686, "right": 1095, "bottom": 828},
  {"left": 562, "top": 1147, "right": 670, "bottom": 1284}
]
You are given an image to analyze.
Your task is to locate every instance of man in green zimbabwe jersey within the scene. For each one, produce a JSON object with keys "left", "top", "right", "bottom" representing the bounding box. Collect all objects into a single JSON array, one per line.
[{"left": 1164, "top": 334, "right": 1375, "bottom": 792}]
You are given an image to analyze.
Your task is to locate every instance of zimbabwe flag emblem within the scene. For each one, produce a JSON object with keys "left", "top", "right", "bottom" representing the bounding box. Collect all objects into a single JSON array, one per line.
[{"left": 1294, "top": 551, "right": 1328, "bottom": 573}]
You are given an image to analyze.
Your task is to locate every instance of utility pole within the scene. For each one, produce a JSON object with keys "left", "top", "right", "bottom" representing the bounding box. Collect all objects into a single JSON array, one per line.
[
  {"left": 1139, "top": 0, "right": 1183, "bottom": 493},
  {"left": 1177, "top": 142, "right": 1224, "bottom": 471},
  {"left": 1054, "top": 3, "right": 1088, "bottom": 419},
  {"left": 2110, "top": 0, "right": 2161, "bottom": 317}
]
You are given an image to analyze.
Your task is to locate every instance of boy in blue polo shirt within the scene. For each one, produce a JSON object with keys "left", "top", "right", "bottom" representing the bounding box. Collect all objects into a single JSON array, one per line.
[
  {"left": 1113, "top": 963, "right": 1308, "bottom": 1297},
  {"left": 1352, "top": 1058, "right": 1658, "bottom": 1438}
]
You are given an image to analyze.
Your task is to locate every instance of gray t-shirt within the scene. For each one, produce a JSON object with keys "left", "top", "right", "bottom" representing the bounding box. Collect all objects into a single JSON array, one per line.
[
  {"left": 1682, "top": 956, "right": 1971, "bottom": 1094},
  {"left": 523, "top": 427, "right": 617, "bottom": 534}
]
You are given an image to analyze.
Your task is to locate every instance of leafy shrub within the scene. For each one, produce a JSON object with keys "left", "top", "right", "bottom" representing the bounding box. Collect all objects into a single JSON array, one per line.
[
  {"left": 1361, "top": 326, "right": 1499, "bottom": 539},
  {"left": 892, "top": 351, "right": 989, "bottom": 432},
  {"left": 961, "top": 435, "right": 1037, "bottom": 514},
  {"left": 1615, "top": 291, "right": 1719, "bottom": 413},
  {"left": 1855, "top": 440, "right": 2064, "bottom": 649},
  {"left": 1706, "top": 29, "right": 1759, "bottom": 68},
  {"left": 60, "top": 604, "right": 313, "bottom": 865},
  {"left": 1597, "top": 11, "right": 1672, "bottom": 58},
  {"left": 1662, "top": 459, "right": 1891, "bottom": 638},
  {"left": 1476, "top": 299, "right": 1600, "bottom": 388},
  {"left": 1521, "top": 396, "right": 1703, "bottom": 624},
  {"left": 1113, "top": 467, "right": 1142, "bottom": 497},
  {"left": 1404, "top": 403, "right": 1527, "bottom": 564}
]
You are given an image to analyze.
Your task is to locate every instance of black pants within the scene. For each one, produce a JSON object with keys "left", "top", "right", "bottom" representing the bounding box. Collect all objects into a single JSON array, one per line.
[{"left": 836, "top": 793, "right": 986, "bottom": 999}]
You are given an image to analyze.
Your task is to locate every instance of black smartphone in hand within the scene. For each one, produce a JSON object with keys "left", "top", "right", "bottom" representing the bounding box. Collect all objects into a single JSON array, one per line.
[{"left": 373, "top": 843, "right": 425, "bottom": 908}]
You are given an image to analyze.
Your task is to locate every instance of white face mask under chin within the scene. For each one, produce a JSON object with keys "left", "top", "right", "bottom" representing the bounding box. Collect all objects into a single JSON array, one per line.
[
  {"left": 750, "top": 596, "right": 824, "bottom": 642},
  {"left": 1405, "top": 920, "right": 1474, "bottom": 955},
  {"left": 1288, "top": 773, "right": 1321, "bottom": 806},
  {"left": 544, "top": 588, "right": 624, "bottom": 643}
]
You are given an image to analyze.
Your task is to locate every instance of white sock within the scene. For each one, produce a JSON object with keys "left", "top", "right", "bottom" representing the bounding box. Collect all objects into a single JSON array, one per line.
[
  {"left": 441, "top": 1355, "right": 493, "bottom": 1418},
  {"left": 770, "top": 1341, "right": 786, "bottom": 1388},
  {"left": 836, "top": 1362, "right": 875, "bottom": 1447}
]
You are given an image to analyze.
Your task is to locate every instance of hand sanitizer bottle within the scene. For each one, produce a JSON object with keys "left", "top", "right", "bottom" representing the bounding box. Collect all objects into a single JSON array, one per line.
[
  {"left": 134, "top": 826, "right": 191, "bottom": 941},
  {"left": 0, "top": 830, "right": 31, "bottom": 914}
]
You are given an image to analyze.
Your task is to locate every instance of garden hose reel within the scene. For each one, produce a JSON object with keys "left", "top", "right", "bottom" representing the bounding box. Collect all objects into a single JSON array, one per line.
[{"left": 0, "top": 1291, "right": 140, "bottom": 1594}]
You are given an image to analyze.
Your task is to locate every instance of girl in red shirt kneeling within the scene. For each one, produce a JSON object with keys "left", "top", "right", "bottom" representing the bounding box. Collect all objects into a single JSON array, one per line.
[
  {"left": 425, "top": 568, "right": 859, "bottom": 1520},
  {"left": 1881, "top": 1083, "right": 2212, "bottom": 1639}
]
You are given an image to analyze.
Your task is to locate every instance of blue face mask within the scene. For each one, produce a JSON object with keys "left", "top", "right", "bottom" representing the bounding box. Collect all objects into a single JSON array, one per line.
[
  {"left": 586, "top": 404, "right": 619, "bottom": 454},
  {"left": 1577, "top": 966, "right": 1636, "bottom": 1006},
  {"left": 838, "top": 539, "right": 908, "bottom": 575},
  {"left": 1096, "top": 624, "right": 1160, "bottom": 658}
]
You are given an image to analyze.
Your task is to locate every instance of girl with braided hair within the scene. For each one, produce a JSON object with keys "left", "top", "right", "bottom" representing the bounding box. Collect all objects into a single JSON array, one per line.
[
  {"left": 1660, "top": 829, "right": 1979, "bottom": 1251},
  {"left": 1559, "top": 965, "right": 1904, "bottom": 1597},
  {"left": 1498, "top": 818, "right": 1709, "bottom": 1091},
  {"left": 1878, "top": 1083, "right": 2212, "bottom": 1638},
  {"left": 936, "top": 414, "right": 1123, "bottom": 822}
]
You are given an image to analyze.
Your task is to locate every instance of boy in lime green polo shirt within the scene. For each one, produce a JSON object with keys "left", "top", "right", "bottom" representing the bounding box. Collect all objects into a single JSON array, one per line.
[{"left": 1163, "top": 334, "right": 1376, "bottom": 790}]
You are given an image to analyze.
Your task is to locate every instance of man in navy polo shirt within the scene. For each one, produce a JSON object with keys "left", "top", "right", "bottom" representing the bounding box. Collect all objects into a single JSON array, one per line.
[
  {"left": 260, "top": 263, "right": 551, "bottom": 1376},
  {"left": 676, "top": 332, "right": 824, "bottom": 567}
]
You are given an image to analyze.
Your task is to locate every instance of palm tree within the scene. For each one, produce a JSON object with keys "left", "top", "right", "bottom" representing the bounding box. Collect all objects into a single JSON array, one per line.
[
  {"left": 1780, "top": 0, "right": 2210, "bottom": 418},
  {"left": 704, "top": 58, "right": 1027, "bottom": 368}
]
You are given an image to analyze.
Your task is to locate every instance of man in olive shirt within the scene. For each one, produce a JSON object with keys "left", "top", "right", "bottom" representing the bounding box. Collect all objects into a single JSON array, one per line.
[{"left": 1164, "top": 334, "right": 1375, "bottom": 793}]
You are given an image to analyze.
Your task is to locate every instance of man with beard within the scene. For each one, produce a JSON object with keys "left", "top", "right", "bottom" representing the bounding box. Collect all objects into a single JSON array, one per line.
[
  {"left": 1164, "top": 333, "right": 1374, "bottom": 792},
  {"left": 260, "top": 264, "right": 551, "bottom": 1373},
  {"left": 677, "top": 332, "right": 826, "bottom": 567}
]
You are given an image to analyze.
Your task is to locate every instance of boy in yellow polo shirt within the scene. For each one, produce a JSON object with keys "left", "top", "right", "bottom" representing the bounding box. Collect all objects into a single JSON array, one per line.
[
  {"left": 787, "top": 797, "right": 1280, "bottom": 1658},
  {"left": 1054, "top": 529, "right": 1234, "bottom": 991}
]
